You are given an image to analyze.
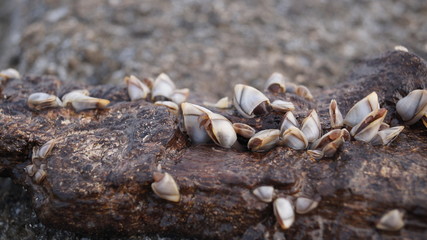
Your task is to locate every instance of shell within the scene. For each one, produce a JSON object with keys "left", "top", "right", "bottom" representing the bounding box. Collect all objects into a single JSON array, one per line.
[
  {"left": 124, "top": 75, "right": 150, "bottom": 101},
  {"left": 271, "top": 100, "right": 295, "bottom": 113},
  {"left": 233, "top": 84, "right": 271, "bottom": 118},
  {"left": 62, "top": 90, "right": 110, "bottom": 112},
  {"left": 329, "top": 99, "right": 343, "bottom": 128},
  {"left": 252, "top": 186, "right": 275, "bottom": 203},
  {"left": 0, "top": 68, "right": 20, "bottom": 79},
  {"left": 264, "top": 72, "right": 286, "bottom": 94},
  {"left": 295, "top": 197, "right": 320, "bottom": 214},
  {"left": 350, "top": 108, "right": 387, "bottom": 142},
  {"left": 151, "top": 172, "right": 180, "bottom": 202},
  {"left": 247, "top": 129, "right": 280, "bottom": 152},
  {"left": 286, "top": 82, "right": 298, "bottom": 93},
  {"left": 344, "top": 92, "right": 379, "bottom": 127},
  {"left": 273, "top": 198, "right": 295, "bottom": 230},
  {"left": 170, "top": 88, "right": 190, "bottom": 105},
  {"left": 396, "top": 89, "right": 427, "bottom": 125},
  {"left": 34, "top": 169, "right": 47, "bottom": 184},
  {"left": 24, "top": 164, "right": 38, "bottom": 177},
  {"left": 296, "top": 85, "right": 313, "bottom": 100},
  {"left": 371, "top": 126, "right": 404, "bottom": 146},
  {"left": 376, "top": 209, "right": 405, "bottom": 231},
  {"left": 36, "top": 139, "right": 56, "bottom": 159},
  {"left": 301, "top": 110, "right": 322, "bottom": 142},
  {"left": 308, "top": 129, "right": 347, "bottom": 159},
  {"left": 154, "top": 101, "right": 179, "bottom": 114},
  {"left": 181, "top": 102, "right": 211, "bottom": 144},
  {"left": 281, "top": 126, "right": 308, "bottom": 150},
  {"left": 394, "top": 45, "right": 408, "bottom": 52},
  {"left": 199, "top": 111, "right": 237, "bottom": 148},
  {"left": 232, "top": 123, "right": 256, "bottom": 139},
  {"left": 27, "top": 92, "right": 62, "bottom": 110},
  {"left": 203, "top": 97, "right": 232, "bottom": 109},
  {"left": 151, "top": 73, "right": 176, "bottom": 101},
  {"left": 280, "top": 111, "right": 299, "bottom": 133}
]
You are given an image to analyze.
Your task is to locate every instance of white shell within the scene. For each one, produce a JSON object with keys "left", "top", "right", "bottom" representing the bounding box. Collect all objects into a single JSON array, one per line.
[
  {"left": 295, "top": 197, "right": 319, "bottom": 214},
  {"left": 344, "top": 92, "right": 379, "bottom": 127},
  {"left": 281, "top": 126, "right": 308, "bottom": 150},
  {"left": 151, "top": 172, "right": 180, "bottom": 202},
  {"left": 125, "top": 75, "right": 150, "bottom": 101},
  {"left": 0, "top": 68, "right": 20, "bottom": 79},
  {"left": 271, "top": 100, "right": 295, "bottom": 113},
  {"left": 280, "top": 111, "right": 299, "bottom": 133},
  {"left": 371, "top": 126, "right": 404, "bottom": 146},
  {"left": 233, "top": 84, "right": 270, "bottom": 118},
  {"left": 25, "top": 164, "right": 38, "bottom": 177},
  {"left": 154, "top": 101, "right": 179, "bottom": 114},
  {"left": 170, "top": 88, "right": 190, "bottom": 105},
  {"left": 181, "top": 102, "right": 211, "bottom": 144},
  {"left": 202, "top": 111, "right": 237, "bottom": 148},
  {"left": 273, "top": 198, "right": 295, "bottom": 230},
  {"left": 252, "top": 186, "right": 275, "bottom": 203},
  {"left": 350, "top": 108, "right": 387, "bottom": 142},
  {"left": 376, "top": 209, "right": 405, "bottom": 231},
  {"left": 232, "top": 123, "right": 256, "bottom": 139},
  {"left": 396, "top": 89, "right": 427, "bottom": 125},
  {"left": 247, "top": 129, "right": 280, "bottom": 152},
  {"left": 296, "top": 85, "right": 313, "bottom": 100},
  {"left": 329, "top": 99, "right": 343, "bottom": 128},
  {"left": 264, "top": 72, "right": 286, "bottom": 94},
  {"left": 34, "top": 169, "right": 47, "bottom": 184},
  {"left": 203, "top": 97, "right": 232, "bottom": 109},
  {"left": 27, "top": 92, "right": 62, "bottom": 110},
  {"left": 394, "top": 45, "right": 408, "bottom": 52},
  {"left": 152, "top": 73, "right": 176, "bottom": 100},
  {"left": 62, "top": 90, "right": 110, "bottom": 111},
  {"left": 301, "top": 110, "right": 322, "bottom": 142},
  {"left": 36, "top": 139, "right": 56, "bottom": 159}
]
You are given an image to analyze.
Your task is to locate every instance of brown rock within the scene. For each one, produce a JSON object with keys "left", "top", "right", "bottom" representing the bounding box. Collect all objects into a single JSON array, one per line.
[{"left": 1, "top": 50, "right": 426, "bottom": 239}]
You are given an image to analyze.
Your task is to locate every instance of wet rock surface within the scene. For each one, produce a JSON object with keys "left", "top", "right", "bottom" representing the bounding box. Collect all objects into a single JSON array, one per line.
[{"left": 1, "top": 51, "right": 426, "bottom": 239}]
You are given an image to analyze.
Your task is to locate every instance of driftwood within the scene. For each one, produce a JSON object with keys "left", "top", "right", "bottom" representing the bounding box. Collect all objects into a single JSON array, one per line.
[{"left": 0, "top": 50, "right": 426, "bottom": 239}]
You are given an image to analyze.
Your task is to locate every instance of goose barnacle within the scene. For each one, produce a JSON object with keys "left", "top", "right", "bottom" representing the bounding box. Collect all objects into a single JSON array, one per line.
[
  {"left": 124, "top": 75, "right": 150, "bottom": 101},
  {"left": 281, "top": 126, "right": 308, "bottom": 150},
  {"left": 301, "top": 110, "right": 322, "bottom": 142},
  {"left": 271, "top": 100, "right": 295, "bottom": 113},
  {"left": 252, "top": 186, "right": 275, "bottom": 203},
  {"left": 247, "top": 129, "right": 280, "bottom": 152},
  {"left": 350, "top": 108, "right": 387, "bottom": 142},
  {"left": 233, "top": 84, "right": 271, "bottom": 118},
  {"left": 151, "top": 171, "right": 181, "bottom": 202},
  {"left": 62, "top": 90, "right": 110, "bottom": 112},
  {"left": 34, "top": 168, "right": 47, "bottom": 184},
  {"left": 296, "top": 85, "right": 314, "bottom": 100},
  {"left": 152, "top": 73, "right": 176, "bottom": 101},
  {"left": 396, "top": 89, "right": 427, "bottom": 125},
  {"left": 264, "top": 72, "right": 286, "bottom": 94},
  {"left": 376, "top": 209, "right": 405, "bottom": 231},
  {"left": 295, "top": 196, "right": 320, "bottom": 214},
  {"left": 232, "top": 123, "right": 256, "bottom": 139},
  {"left": 0, "top": 68, "right": 20, "bottom": 80},
  {"left": 329, "top": 99, "right": 344, "bottom": 128},
  {"left": 170, "top": 88, "right": 190, "bottom": 105},
  {"left": 344, "top": 92, "right": 379, "bottom": 127},
  {"left": 273, "top": 198, "right": 295, "bottom": 230},
  {"left": 24, "top": 164, "right": 37, "bottom": 177},
  {"left": 35, "top": 139, "right": 56, "bottom": 159},
  {"left": 371, "top": 126, "right": 404, "bottom": 146},
  {"left": 308, "top": 129, "right": 348, "bottom": 159},
  {"left": 199, "top": 111, "right": 237, "bottom": 148},
  {"left": 203, "top": 97, "right": 233, "bottom": 109},
  {"left": 280, "top": 111, "right": 299, "bottom": 133},
  {"left": 181, "top": 102, "right": 211, "bottom": 144},
  {"left": 27, "top": 92, "right": 62, "bottom": 110},
  {"left": 154, "top": 101, "right": 179, "bottom": 114}
]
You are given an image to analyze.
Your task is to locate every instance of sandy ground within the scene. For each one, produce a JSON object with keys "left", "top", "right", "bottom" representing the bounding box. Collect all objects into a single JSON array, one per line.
[{"left": 0, "top": 0, "right": 426, "bottom": 239}]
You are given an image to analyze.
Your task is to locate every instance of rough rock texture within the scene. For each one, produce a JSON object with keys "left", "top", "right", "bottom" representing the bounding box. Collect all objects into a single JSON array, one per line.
[{"left": 1, "top": 50, "right": 427, "bottom": 239}]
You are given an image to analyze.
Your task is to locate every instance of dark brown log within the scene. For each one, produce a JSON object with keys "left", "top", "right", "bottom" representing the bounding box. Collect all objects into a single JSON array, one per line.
[{"left": 1, "top": 50, "right": 426, "bottom": 239}]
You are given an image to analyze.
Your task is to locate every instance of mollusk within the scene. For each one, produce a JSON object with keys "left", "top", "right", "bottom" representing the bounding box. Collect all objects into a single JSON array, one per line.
[
  {"left": 199, "top": 111, "right": 237, "bottom": 148},
  {"left": 152, "top": 73, "right": 176, "bottom": 101},
  {"left": 151, "top": 171, "right": 180, "bottom": 202},
  {"left": 62, "top": 90, "right": 110, "bottom": 111},
  {"left": 273, "top": 198, "right": 295, "bottom": 230},
  {"left": 370, "top": 126, "right": 404, "bottom": 146},
  {"left": 264, "top": 72, "right": 286, "bottom": 94},
  {"left": 301, "top": 110, "right": 322, "bottom": 142},
  {"left": 295, "top": 196, "right": 320, "bottom": 214},
  {"left": 344, "top": 92, "right": 379, "bottom": 127},
  {"left": 329, "top": 99, "right": 343, "bottom": 128},
  {"left": 28, "top": 92, "right": 62, "bottom": 110},
  {"left": 124, "top": 75, "right": 150, "bottom": 101},
  {"left": 280, "top": 111, "right": 299, "bottom": 133},
  {"left": 271, "top": 100, "right": 295, "bottom": 113},
  {"left": 232, "top": 123, "right": 256, "bottom": 139},
  {"left": 233, "top": 84, "right": 271, "bottom": 118},
  {"left": 350, "top": 108, "right": 387, "bottom": 142},
  {"left": 252, "top": 186, "right": 275, "bottom": 203},
  {"left": 281, "top": 126, "right": 308, "bottom": 150},
  {"left": 247, "top": 129, "right": 280, "bottom": 152},
  {"left": 396, "top": 89, "right": 427, "bottom": 125},
  {"left": 376, "top": 209, "right": 405, "bottom": 231}
]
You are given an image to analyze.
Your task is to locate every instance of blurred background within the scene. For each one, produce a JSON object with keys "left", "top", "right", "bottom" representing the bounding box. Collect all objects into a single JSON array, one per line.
[{"left": 0, "top": 0, "right": 426, "bottom": 239}]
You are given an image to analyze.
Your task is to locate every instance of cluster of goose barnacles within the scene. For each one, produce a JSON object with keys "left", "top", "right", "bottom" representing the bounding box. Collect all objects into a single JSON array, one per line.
[{"left": 2, "top": 64, "right": 422, "bottom": 233}]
